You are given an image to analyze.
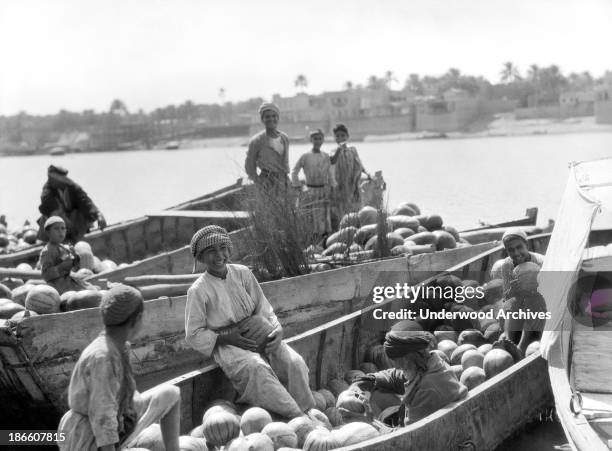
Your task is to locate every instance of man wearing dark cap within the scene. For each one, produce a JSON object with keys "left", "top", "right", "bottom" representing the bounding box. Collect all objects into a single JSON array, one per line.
[
  {"left": 37, "top": 165, "right": 107, "bottom": 243},
  {"left": 354, "top": 328, "right": 467, "bottom": 426}
]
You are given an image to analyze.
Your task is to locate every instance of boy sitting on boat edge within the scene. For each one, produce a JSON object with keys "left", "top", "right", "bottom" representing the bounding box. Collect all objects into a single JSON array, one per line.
[{"left": 184, "top": 225, "right": 316, "bottom": 418}]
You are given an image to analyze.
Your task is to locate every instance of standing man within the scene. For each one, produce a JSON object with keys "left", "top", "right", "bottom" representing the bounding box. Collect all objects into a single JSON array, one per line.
[
  {"left": 37, "top": 165, "right": 107, "bottom": 243},
  {"left": 291, "top": 129, "right": 336, "bottom": 239},
  {"left": 245, "top": 103, "right": 290, "bottom": 191},
  {"left": 330, "top": 124, "right": 371, "bottom": 226}
]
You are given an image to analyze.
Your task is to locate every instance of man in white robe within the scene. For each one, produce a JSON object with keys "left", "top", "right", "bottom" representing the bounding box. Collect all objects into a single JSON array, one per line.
[{"left": 185, "top": 225, "right": 315, "bottom": 418}]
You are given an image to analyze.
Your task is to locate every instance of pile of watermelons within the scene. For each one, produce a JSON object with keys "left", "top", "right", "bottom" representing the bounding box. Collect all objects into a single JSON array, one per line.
[
  {"left": 308, "top": 203, "right": 471, "bottom": 269},
  {"left": 0, "top": 221, "right": 39, "bottom": 254}
]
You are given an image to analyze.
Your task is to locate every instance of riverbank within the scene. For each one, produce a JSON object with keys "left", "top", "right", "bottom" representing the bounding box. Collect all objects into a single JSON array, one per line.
[{"left": 363, "top": 114, "right": 612, "bottom": 142}]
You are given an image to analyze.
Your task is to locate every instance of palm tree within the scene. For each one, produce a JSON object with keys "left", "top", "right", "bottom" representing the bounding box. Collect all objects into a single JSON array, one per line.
[
  {"left": 500, "top": 62, "right": 521, "bottom": 84},
  {"left": 405, "top": 73, "right": 423, "bottom": 95},
  {"left": 294, "top": 75, "right": 308, "bottom": 93},
  {"left": 384, "top": 70, "right": 397, "bottom": 89},
  {"left": 109, "top": 99, "right": 128, "bottom": 116},
  {"left": 367, "top": 75, "right": 382, "bottom": 89}
]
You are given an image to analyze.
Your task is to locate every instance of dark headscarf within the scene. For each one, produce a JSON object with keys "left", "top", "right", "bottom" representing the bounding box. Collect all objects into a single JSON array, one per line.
[
  {"left": 384, "top": 330, "right": 434, "bottom": 359},
  {"left": 333, "top": 123, "right": 349, "bottom": 135}
]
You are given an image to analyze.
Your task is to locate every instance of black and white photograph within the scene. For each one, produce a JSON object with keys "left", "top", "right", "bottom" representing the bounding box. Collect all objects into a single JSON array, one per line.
[{"left": 1, "top": 1, "right": 612, "bottom": 450}]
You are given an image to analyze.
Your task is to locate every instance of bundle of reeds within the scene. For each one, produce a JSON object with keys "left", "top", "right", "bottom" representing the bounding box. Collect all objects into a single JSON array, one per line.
[{"left": 239, "top": 181, "right": 318, "bottom": 279}]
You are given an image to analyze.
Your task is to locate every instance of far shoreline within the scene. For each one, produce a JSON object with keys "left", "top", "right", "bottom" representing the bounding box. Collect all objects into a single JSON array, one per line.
[{"left": 2, "top": 115, "right": 612, "bottom": 157}]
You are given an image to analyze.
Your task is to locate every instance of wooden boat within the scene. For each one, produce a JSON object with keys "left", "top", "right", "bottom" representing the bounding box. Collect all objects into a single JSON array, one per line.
[
  {"left": 0, "top": 179, "right": 251, "bottom": 268},
  {"left": 0, "top": 241, "right": 505, "bottom": 429},
  {"left": 85, "top": 208, "right": 540, "bottom": 287},
  {"left": 542, "top": 157, "right": 612, "bottom": 450},
  {"left": 143, "top": 232, "right": 553, "bottom": 449}
]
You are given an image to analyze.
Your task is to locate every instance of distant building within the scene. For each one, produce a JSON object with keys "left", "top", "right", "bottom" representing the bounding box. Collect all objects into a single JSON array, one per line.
[
  {"left": 559, "top": 90, "right": 595, "bottom": 117},
  {"left": 415, "top": 89, "right": 479, "bottom": 132},
  {"left": 595, "top": 76, "right": 612, "bottom": 124}
]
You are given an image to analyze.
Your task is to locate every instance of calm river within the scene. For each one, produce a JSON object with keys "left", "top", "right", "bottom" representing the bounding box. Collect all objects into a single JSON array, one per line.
[{"left": 2, "top": 132, "right": 612, "bottom": 229}]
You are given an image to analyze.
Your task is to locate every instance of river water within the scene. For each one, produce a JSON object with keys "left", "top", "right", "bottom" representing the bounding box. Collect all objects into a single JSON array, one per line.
[
  {"left": 2, "top": 132, "right": 608, "bottom": 448},
  {"left": 2, "top": 132, "right": 612, "bottom": 230}
]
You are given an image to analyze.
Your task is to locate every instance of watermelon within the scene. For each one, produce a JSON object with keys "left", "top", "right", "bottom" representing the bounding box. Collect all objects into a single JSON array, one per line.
[
  {"left": 461, "top": 350, "right": 485, "bottom": 370},
  {"left": 287, "top": 416, "right": 316, "bottom": 448},
  {"left": 325, "top": 227, "right": 357, "bottom": 248},
  {"left": 1, "top": 278, "right": 24, "bottom": 290},
  {"left": 178, "top": 436, "right": 208, "bottom": 451},
  {"left": 390, "top": 245, "right": 411, "bottom": 256},
  {"left": 307, "top": 408, "right": 332, "bottom": 430},
  {"left": 312, "top": 391, "right": 327, "bottom": 411},
  {"left": 25, "top": 285, "right": 61, "bottom": 314},
  {"left": 190, "top": 424, "right": 205, "bottom": 438},
  {"left": 457, "top": 329, "right": 487, "bottom": 347},
  {"left": 437, "top": 340, "right": 458, "bottom": 359},
  {"left": 408, "top": 231, "right": 437, "bottom": 246},
  {"left": 348, "top": 243, "right": 363, "bottom": 253},
  {"left": 425, "top": 214, "right": 443, "bottom": 231},
  {"left": 11, "top": 284, "right": 34, "bottom": 306},
  {"left": 434, "top": 327, "right": 458, "bottom": 343},
  {"left": 0, "top": 234, "right": 8, "bottom": 247},
  {"left": 9, "top": 310, "right": 39, "bottom": 323},
  {"left": 75, "top": 268, "right": 94, "bottom": 279},
  {"left": 240, "top": 315, "right": 275, "bottom": 353},
  {"left": 483, "top": 349, "right": 514, "bottom": 378},
  {"left": 16, "top": 263, "right": 32, "bottom": 271},
  {"left": 460, "top": 367, "right": 486, "bottom": 390},
  {"left": 0, "top": 299, "right": 25, "bottom": 319},
  {"left": 261, "top": 422, "right": 298, "bottom": 449},
  {"left": 393, "top": 227, "right": 415, "bottom": 239},
  {"left": 202, "top": 399, "right": 238, "bottom": 422},
  {"left": 484, "top": 323, "right": 502, "bottom": 342},
  {"left": 450, "top": 364, "right": 463, "bottom": 380},
  {"left": 22, "top": 230, "right": 38, "bottom": 244},
  {"left": 101, "top": 259, "right": 118, "bottom": 272},
  {"left": 339, "top": 212, "right": 360, "bottom": 229},
  {"left": 65, "top": 290, "right": 102, "bottom": 312},
  {"left": 203, "top": 411, "right": 240, "bottom": 447},
  {"left": 327, "top": 378, "right": 349, "bottom": 398},
  {"left": 432, "top": 230, "right": 456, "bottom": 250},
  {"left": 387, "top": 215, "right": 420, "bottom": 231},
  {"left": 357, "top": 206, "right": 378, "bottom": 226},
  {"left": 353, "top": 224, "right": 378, "bottom": 246},
  {"left": 228, "top": 433, "right": 275, "bottom": 451},
  {"left": 331, "top": 422, "right": 379, "bottom": 447},
  {"left": 322, "top": 242, "right": 347, "bottom": 257},
  {"left": 478, "top": 343, "right": 493, "bottom": 355},
  {"left": 0, "top": 283, "right": 12, "bottom": 300},
  {"left": 443, "top": 225, "right": 460, "bottom": 241},
  {"left": 391, "top": 205, "right": 417, "bottom": 216},
  {"left": 450, "top": 344, "right": 477, "bottom": 365},
  {"left": 303, "top": 428, "right": 339, "bottom": 451}
]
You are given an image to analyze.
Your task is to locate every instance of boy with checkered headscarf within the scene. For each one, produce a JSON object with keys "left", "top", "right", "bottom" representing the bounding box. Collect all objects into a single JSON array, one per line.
[{"left": 185, "top": 225, "right": 315, "bottom": 418}]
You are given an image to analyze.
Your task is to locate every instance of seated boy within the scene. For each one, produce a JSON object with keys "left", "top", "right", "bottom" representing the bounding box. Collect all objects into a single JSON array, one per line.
[
  {"left": 38, "top": 216, "right": 94, "bottom": 294},
  {"left": 503, "top": 262, "right": 547, "bottom": 354},
  {"left": 185, "top": 225, "right": 315, "bottom": 418},
  {"left": 354, "top": 328, "right": 467, "bottom": 426},
  {"left": 58, "top": 285, "right": 181, "bottom": 451}
]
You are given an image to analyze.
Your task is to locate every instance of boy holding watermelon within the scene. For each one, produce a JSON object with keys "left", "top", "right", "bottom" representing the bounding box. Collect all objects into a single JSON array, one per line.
[{"left": 185, "top": 225, "right": 316, "bottom": 418}]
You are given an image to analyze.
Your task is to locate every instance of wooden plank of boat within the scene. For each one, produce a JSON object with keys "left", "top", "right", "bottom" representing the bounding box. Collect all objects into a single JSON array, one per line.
[
  {"left": 154, "top": 233, "right": 553, "bottom": 447},
  {"left": 0, "top": 241, "right": 500, "bottom": 428},
  {"left": 145, "top": 210, "right": 250, "bottom": 220},
  {"left": 0, "top": 267, "right": 41, "bottom": 280},
  {"left": 460, "top": 225, "right": 547, "bottom": 245},
  {"left": 460, "top": 207, "right": 538, "bottom": 232},
  {"left": 0, "top": 179, "right": 247, "bottom": 268}
]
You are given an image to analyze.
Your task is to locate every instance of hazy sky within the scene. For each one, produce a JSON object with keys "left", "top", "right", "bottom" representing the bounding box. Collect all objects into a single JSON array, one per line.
[{"left": 1, "top": 0, "right": 610, "bottom": 116}]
